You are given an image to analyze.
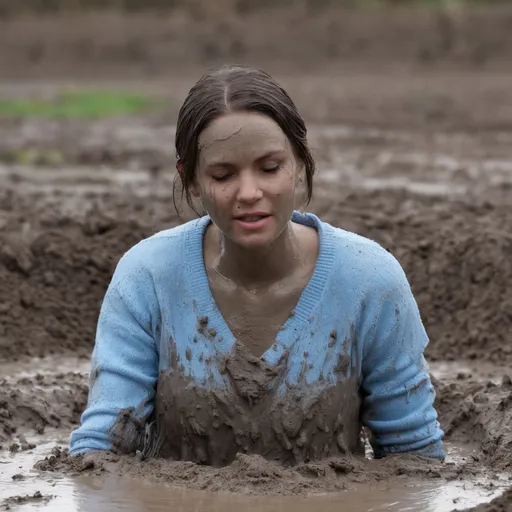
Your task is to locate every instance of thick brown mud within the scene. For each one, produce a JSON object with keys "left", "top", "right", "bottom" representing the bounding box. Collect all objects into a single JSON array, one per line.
[
  {"left": 0, "top": 360, "right": 508, "bottom": 499},
  {"left": 142, "top": 341, "right": 363, "bottom": 467},
  {"left": 1, "top": 183, "right": 510, "bottom": 365},
  {"left": 0, "top": 370, "right": 87, "bottom": 446},
  {"left": 1, "top": 12, "right": 512, "bottom": 502},
  {"left": 1, "top": 122, "right": 512, "bottom": 508}
]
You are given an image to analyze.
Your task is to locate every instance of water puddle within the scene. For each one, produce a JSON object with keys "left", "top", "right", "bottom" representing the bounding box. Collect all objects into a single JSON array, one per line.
[
  {"left": 430, "top": 361, "right": 510, "bottom": 384},
  {"left": 1, "top": 359, "right": 510, "bottom": 511},
  {"left": 0, "top": 438, "right": 508, "bottom": 512}
]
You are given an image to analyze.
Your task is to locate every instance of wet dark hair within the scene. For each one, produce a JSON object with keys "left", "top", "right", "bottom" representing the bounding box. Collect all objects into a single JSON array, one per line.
[{"left": 174, "top": 64, "right": 315, "bottom": 213}]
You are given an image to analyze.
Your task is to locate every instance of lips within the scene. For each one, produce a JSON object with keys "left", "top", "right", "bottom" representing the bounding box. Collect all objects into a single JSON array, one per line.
[
  {"left": 234, "top": 213, "right": 272, "bottom": 231},
  {"left": 237, "top": 214, "right": 268, "bottom": 222}
]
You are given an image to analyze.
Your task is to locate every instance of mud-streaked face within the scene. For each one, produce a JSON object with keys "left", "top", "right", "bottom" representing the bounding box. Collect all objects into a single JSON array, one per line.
[{"left": 191, "top": 111, "right": 302, "bottom": 248}]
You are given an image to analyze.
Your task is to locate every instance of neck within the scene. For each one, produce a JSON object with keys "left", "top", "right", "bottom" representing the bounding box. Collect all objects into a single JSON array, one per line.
[{"left": 211, "top": 222, "right": 304, "bottom": 288}]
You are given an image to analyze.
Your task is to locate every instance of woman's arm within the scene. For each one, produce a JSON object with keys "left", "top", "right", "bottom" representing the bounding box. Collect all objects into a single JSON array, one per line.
[
  {"left": 69, "top": 249, "right": 159, "bottom": 455},
  {"left": 360, "top": 255, "right": 445, "bottom": 459}
]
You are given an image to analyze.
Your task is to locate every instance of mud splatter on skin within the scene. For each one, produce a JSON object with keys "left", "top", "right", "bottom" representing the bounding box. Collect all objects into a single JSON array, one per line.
[{"left": 145, "top": 340, "right": 363, "bottom": 467}]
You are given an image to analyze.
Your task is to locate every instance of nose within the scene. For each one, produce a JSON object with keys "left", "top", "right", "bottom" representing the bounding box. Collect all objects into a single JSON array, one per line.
[{"left": 236, "top": 170, "right": 263, "bottom": 204}]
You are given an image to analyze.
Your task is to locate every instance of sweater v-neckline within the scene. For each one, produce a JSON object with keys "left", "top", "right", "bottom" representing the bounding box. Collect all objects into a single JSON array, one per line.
[{"left": 185, "top": 211, "right": 336, "bottom": 365}]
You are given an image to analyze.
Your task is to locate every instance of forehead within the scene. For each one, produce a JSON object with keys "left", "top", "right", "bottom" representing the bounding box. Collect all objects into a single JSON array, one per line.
[{"left": 198, "top": 112, "right": 288, "bottom": 162}]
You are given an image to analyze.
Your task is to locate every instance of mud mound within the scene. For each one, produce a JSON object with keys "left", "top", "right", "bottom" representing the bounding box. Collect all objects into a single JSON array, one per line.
[
  {"left": 433, "top": 373, "right": 512, "bottom": 472},
  {"left": 35, "top": 446, "right": 450, "bottom": 496},
  {"left": 0, "top": 191, "right": 176, "bottom": 361},
  {"left": 1, "top": 491, "right": 53, "bottom": 510},
  {"left": 27, "top": 370, "right": 512, "bottom": 500},
  {"left": 318, "top": 191, "right": 512, "bottom": 364},
  {"left": 1, "top": 187, "right": 511, "bottom": 364},
  {"left": 0, "top": 372, "right": 88, "bottom": 444}
]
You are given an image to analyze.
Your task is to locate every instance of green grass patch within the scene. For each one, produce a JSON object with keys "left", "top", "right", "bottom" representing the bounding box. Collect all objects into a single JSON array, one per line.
[
  {"left": 0, "top": 90, "right": 165, "bottom": 119},
  {"left": 0, "top": 148, "right": 65, "bottom": 166}
]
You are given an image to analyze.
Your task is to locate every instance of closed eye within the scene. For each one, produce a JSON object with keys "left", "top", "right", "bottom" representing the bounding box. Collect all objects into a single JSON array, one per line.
[
  {"left": 212, "top": 173, "right": 232, "bottom": 182},
  {"left": 261, "top": 163, "right": 281, "bottom": 173}
]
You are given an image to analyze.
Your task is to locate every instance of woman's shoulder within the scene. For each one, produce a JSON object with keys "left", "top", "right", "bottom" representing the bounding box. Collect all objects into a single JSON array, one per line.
[
  {"left": 113, "top": 216, "right": 206, "bottom": 279},
  {"left": 319, "top": 217, "right": 408, "bottom": 294}
]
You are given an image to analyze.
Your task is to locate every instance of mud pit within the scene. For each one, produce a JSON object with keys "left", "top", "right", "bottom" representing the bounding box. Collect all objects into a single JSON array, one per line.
[{"left": 2, "top": 38, "right": 512, "bottom": 511}]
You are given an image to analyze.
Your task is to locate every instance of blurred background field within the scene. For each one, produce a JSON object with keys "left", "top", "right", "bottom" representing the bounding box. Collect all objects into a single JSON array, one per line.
[
  {"left": 1, "top": 0, "right": 512, "bottom": 83},
  {"left": 0, "top": 0, "right": 507, "bottom": 14}
]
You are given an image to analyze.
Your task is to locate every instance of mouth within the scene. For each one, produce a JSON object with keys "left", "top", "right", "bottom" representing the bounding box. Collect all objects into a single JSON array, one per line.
[
  {"left": 233, "top": 213, "right": 272, "bottom": 231},
  {"left": 235, "top": 213, "right": 270, "bottom": 222}
]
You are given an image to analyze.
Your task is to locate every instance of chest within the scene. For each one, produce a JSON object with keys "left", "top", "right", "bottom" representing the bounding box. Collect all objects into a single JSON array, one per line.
[
  {"left": 207, "top": 271, "right": 309, "bottom": 357},
  {"left": 150, "top": 339, "right": 364, "bottom": 466}
]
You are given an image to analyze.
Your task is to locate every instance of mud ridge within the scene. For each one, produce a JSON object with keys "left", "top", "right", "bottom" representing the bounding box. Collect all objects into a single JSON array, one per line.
[
  {"left": 35, "top": 445, "right": 457, "bottom": 497},
  {"left": 0, "top": 372, "right": 88, "bottom": 445},
  {"left": 19, "top": 367, "right": 512, "bottom": 498},
  {"left": 3, "top": 186, "right": 510, "bottom": 364}
]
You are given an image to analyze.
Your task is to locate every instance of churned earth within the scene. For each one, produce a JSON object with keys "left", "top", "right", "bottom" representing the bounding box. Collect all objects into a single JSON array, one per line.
[
  {"left": 1, "top": 114, "right": 511, "bottom": 510},
  {"left": 1, "top": 7, "right": 512, "bottom": 509}
]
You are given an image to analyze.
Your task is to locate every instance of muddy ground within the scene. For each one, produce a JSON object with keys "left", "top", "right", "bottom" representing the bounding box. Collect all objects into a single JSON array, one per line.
[
  {"left": 1, "top": 7, "right": 512, "bottom": 511},
  {"left": 3, "top": 5, "right": 512, "bottom": 79}
]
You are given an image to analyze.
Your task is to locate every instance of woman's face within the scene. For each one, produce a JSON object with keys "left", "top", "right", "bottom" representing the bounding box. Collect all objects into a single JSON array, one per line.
[{"left": 191, "top": 111, "right": 302, "bottom": 249}]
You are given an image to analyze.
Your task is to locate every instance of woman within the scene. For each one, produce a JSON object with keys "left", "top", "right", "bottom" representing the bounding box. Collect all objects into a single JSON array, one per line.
[{"left": 69, "top": 65, "right": 444, "bottom": 466}]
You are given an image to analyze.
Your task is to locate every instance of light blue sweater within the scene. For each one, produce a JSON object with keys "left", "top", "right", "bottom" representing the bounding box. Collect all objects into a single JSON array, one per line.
[{"left": 69, "top": 212, "right": 444, "bottom": 459}]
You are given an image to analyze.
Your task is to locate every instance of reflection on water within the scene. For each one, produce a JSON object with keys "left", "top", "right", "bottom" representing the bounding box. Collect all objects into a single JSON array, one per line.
[
  {"left": 1, "top": 439, "right": 508, "bottom": 512},
  {"left": 65, "top": 476, "right": 507, "bottom": 512}
]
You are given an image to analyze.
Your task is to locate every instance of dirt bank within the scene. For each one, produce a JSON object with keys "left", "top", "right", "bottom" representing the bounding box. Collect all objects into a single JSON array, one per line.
[
  {"left": 2, "top": 6, "right": 512, "bottom": 81},
  {"left": 1, "top": 183, "right": 511, "bottom": 504},
  {"left": 0, "top": 371, "right": 87, "bottom": 445},
  {"left": 0, "top": 187, "right": 177, "bottom": 361},
  {"left": 1, "top": 184, "right": 510, "bottom": 365}
]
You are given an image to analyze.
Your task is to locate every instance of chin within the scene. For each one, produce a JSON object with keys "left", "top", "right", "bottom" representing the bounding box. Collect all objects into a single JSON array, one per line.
[{"left": 231, "top": 231, "right": 276, "bottom": 249}]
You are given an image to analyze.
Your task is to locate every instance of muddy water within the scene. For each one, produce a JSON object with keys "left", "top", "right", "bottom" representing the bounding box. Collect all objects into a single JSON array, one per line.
[
  {"left": 1, "top": 357, "right": 511, "bottom": 510},
  {"left": 0, "top": 439, "right": 508, "bottom": 512}
]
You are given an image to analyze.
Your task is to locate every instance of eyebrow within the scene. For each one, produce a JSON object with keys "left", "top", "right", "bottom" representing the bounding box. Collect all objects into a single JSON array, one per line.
[{"left": 205, "top": 150, "right": 286, "bottom": 169}]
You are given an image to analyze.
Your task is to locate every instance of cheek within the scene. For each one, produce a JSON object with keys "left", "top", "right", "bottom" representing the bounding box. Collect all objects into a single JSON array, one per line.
[
  {"left": 277, "top": 167, "right": 299, "bottom": 195},
  {"left": 201, "top": 182, "right": 232, "bottom": 212}
]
